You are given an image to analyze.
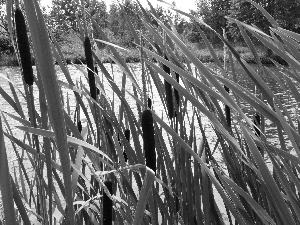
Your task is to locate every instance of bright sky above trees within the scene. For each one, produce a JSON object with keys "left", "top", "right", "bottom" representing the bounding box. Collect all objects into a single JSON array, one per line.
[{"left": 40, "top": 0, "right": 197, "bottom": 12}]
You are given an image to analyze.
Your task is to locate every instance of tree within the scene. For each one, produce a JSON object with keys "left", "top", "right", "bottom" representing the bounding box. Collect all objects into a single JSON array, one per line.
[
  {"left": 48, "top": 0, "right": 108, "bottom": 40},
  {"left": 108, "top": 0, "right": 143, "bottom": 47},
  {"left": 195, "top": 0, "right": 232, "bottom": 44},
  {"left": 228, "top": 0, "right": 300, "bottom": 41}
]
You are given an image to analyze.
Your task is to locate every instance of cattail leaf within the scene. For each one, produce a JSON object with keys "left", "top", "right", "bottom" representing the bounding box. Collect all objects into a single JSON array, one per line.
[
  {"left": 16, "top": 126, "right": 114, "bottom": 165},
  {"left": 151, "top": 112, "right": 246, "bottom": 224},
  {"left": 23, "top": 0, "right": 74, "bottom": 222},
  {"left": 0, "top": 86, "right": 19, "bottom": 114},
  {"left": 277, "top": 27, "right": 300, "bottom": 43},
  {"left": 15, "top": 8, "right": 34, "bottom": 86},
  {"left": 219, "top": 173, "right": 276, "bottom": 225},
  {"left": 145, "top": 60, "right": 242, "bottom": 150},
  {"left": 10, "top": 176, "right": 31, "bottom": 225},
  {"left": 240, "top": 122, "right": 295, "bottom": 225},
  {"left": 4, "top": 132, "right": 62, "bottom": 171},
  {"left": 142, "top": 47, "right": 253, "bottom": 126},
  {"left": 0, "top": 116, "right": 17, "bottom": 225},
  {"left": 133, "top": 167, "right": 155, "bottom": 225}
]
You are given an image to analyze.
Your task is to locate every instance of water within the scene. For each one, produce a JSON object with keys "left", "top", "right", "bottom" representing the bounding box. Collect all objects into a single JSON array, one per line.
[
  {"left": 0, "top": 63, "right": 295, "bottom": 223},
  {"left": 0, "top": 63, "right": 295, "bottom": 161}
]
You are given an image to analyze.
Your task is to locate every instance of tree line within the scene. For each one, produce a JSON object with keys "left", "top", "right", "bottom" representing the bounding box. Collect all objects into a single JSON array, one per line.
[{"left": 1, "top": 0, "right": 300, "bottom": 53}]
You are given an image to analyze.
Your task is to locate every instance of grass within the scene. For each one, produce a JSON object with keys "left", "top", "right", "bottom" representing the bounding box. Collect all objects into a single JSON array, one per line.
[{"left": 1, "top": 0, "right": 300, "bottom": 224}]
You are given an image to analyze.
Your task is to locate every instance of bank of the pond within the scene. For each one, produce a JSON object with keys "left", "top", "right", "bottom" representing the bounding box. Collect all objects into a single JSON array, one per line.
[{"left": 0, "top": 45, "right": 285, "bottom": 66}]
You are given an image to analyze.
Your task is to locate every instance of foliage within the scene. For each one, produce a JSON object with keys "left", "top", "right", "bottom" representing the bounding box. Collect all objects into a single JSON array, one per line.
[
  {"left": 228, "top": 0, "right": 300, "bottom": 41},
  {"left": 3, "top": 0, "right": 300, "bottom": 224},
  {"left": 48, "top": 0, "right": 108, "bottom": 41}
]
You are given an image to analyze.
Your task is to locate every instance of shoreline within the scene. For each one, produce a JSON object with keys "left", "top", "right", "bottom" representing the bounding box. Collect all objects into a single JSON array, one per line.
[{"left": 0, "top": 47, "right": 285, "bottom": 67}]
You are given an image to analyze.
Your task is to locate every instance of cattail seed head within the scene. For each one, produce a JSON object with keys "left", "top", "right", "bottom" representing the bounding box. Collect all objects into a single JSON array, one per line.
[
  {"left": 142, "top": 110, "right": 156, "bottom": 173},
  {"left": 148, "top": 97, "right": 152, "bottom": 109},
  {"left": 163, "top": 55, "right": 174, "bottom": 119},
  {"left": 253, "top": 113, "right": 261, "bottom": 137},
  {"left": 95, "top": 66, "right": 100, "bottom": 95},
  {"left": 165, "top": 80, "right": 173, "bottom": 119},
  {"left": 123, "top": 129, "right": 130, "bottom": 162},
  {"left": 15, "top": 8, "right": 34, "bottom": 86},
  {"left": 174, "top": 72, "right": 180, "bottom": 106},
  {"left": 84, "top": 36, "right": 96, "bottom": 100},
  {"left": 125, "top": 129, "right": 130, "bottom": 142},
  {"left": 77, "top": 121, "right": 82, "bottom": 133},
  {"left": 103, "top": 181, "right": 113, "bottom": 225}
]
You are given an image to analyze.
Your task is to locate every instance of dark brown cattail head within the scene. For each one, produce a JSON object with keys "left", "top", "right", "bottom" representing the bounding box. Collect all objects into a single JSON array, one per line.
[
  {"left": 95, "top": 66, "right": 100, "bottom": 95},
  {"left": 123, "top": 129, "right": 130, "bottom": 162},
  {"left": 148, "top": 97, "right": 152, "bottom": 109},
  {"left": 103, "top": 181, "right": 113, "bottom": 225},
  {"left": 174, "top": 72, "right": 180, "bottom": 106},
  {"left": 77, "top": 121, "right": 82, "bottom": 133},
  {"left": 142, "top": 110, "right": 156, "bottom": 173},
  {"left": 163, "top": 55, "right": 174, "bottom": 119},
  {"left": 15, "top": 8, "right": 34, "bottom": 86},
  {"left": 253, "top": 113, "right": 261, "bottom": 137},
  {"left": 125, "top": 129, "right": 130, "bottom": 142},
  {"left": 84, "top": 36, "right": 96, "bottom": 100},
  {"left": 224, "top": 85, "right": 231, "bottom": 128},
  {"left": 165, "top": 80, "right": 173, "bottom": 119}
]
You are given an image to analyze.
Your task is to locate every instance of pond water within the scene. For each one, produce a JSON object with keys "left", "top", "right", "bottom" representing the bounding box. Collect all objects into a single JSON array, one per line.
[
  {"left": 0, "top": 62, "right": 296, "bottom": 223},
  {"left": 0, "top": 63, "right": 295, "bottom": 163}
]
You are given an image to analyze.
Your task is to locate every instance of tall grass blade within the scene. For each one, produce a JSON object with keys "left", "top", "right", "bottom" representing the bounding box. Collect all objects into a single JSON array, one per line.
[
  {"left": 23, "top": 1, "right": 74, "bottom": 222},
  {"left": 0, "top": 115, "right": 17, "bottom": 224},
  {"left": 133, "top": 167, "right": 155, "bottom": 225}
]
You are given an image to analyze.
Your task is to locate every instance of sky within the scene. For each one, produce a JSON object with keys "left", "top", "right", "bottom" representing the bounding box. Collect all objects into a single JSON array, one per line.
[{"left": 40, "top": 0, "right": 197, "bottom": 13}]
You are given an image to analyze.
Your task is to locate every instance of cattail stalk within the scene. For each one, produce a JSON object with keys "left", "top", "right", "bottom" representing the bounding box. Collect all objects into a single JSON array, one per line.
[
  {"left": 15, "top": 8, "right": 34, "bottom": 86},
  {"left": 84, "top": 36, "right": 96, "bottom": 100}
]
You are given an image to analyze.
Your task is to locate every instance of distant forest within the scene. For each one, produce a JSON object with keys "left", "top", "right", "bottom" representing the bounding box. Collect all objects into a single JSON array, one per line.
[{"left": 1, "top": 0, "right": 300, "bottom": 53}]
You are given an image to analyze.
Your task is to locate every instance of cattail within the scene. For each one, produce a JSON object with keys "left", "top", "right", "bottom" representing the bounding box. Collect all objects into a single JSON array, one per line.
[
  {"left": 15, "top": 8, "right": 34, "bottom": 85},
  {"left": 253, "top": 113, "right": 261, "bottom": 137},
  {"left": 163, "top": 55, "right": 174, "bottom": 119},
  {"left": 174, "top": 72, "right": 180, "bottom": 106},
  {"left": 123, "top": 129, "right": 130, "bottom": 162},
  {"left": 103, "top": 181, "right": 113, "bottom": 225},
  {"left": 148, "top": 97, "right": 152, "bottom": 109},
  {"left": 95, "top": 65, "right": 100, "bottom": 95},
  {"left": 77, "top": 121, "right": 82, "bottom": 133},
  {"left": 142, "top": 110, "right": 156, "bottom": 173},
  {"left": 84, "top": 36, "right": 96, "bottom": 100},
  {"left": 224, "top": 85, "right": 231, "bottom": 128}
]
